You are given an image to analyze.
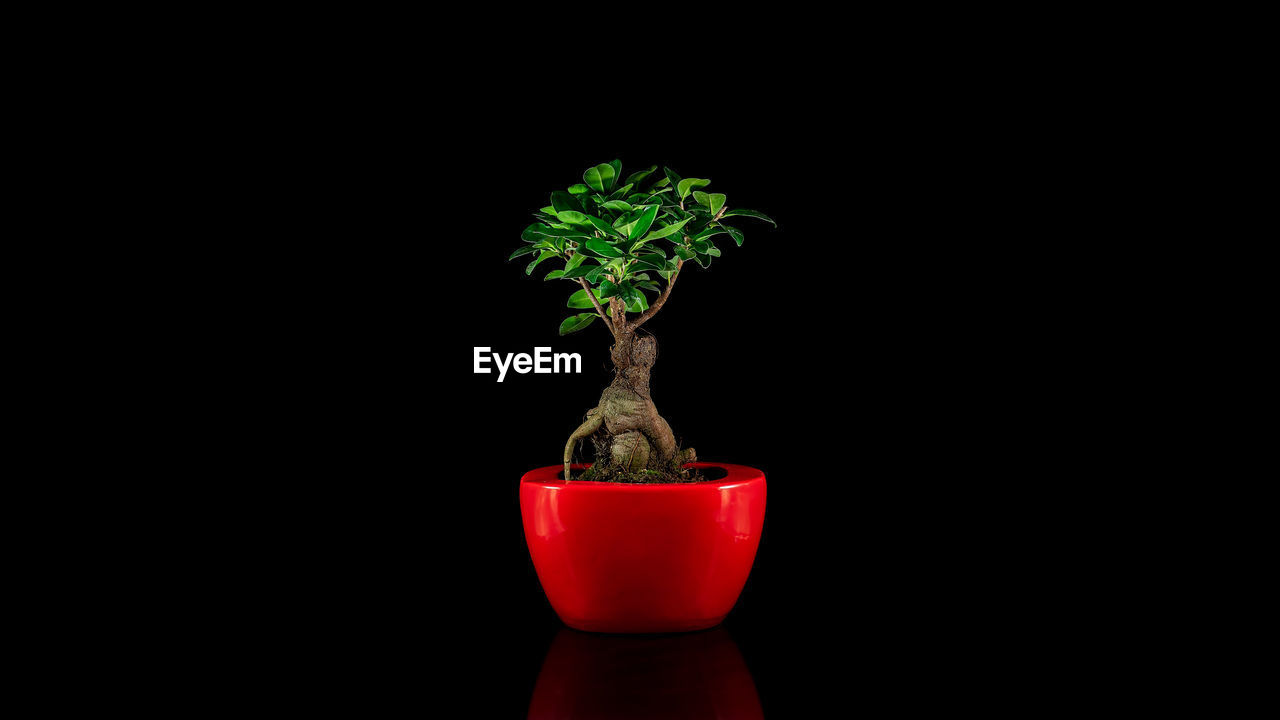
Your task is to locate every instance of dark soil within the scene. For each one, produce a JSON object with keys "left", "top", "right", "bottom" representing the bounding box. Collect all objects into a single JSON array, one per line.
[
  {"left": 579, "top": 463, "right": 700, "bottom": 484},
  {"left": 556, "top": 465, "right": 728, "bottom": 484}
]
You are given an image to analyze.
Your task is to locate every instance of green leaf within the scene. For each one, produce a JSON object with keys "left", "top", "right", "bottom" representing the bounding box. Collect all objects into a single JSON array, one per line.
[
  {"left": 583, "top": 238, "right": 625, "bottom": 258},
  {"left": 598, "top": 279, "right": 621, "bottom": 299},
  {"left": 559, "top": 313, "right": 596, "bottom": 335},
  {"left": 705, "top": 244, "right": 722, "bottom": 257},
  {"left": 551, "top": 191, "right": 582, "bottom": 214},
  {"left": 583, "top": 163, "right": 616, "bottom": 193},
  {"left": 632, "top": 254, "right": 667, "bottom": 272},
  {"left": 606, "top": 183, "right": 633, "bottom": 201},
  {"left": 544, "top": 269, "right": 565, "bottom": 280},
  {"left": 524, "top": 223, "right": 591, "bottom": 240},
  {"left": 510, "top": 245, "right": 539, "bottom": 260},
  {"left": 522, "top": 223, "right": 550, "bottom": 242},
  {"left": 565, "top": 252, "right": 587, "bottom": 271},
  {"left": 625, "top": 165, "right": 657, "bottom": 187},
  {"left": 649, "top": 176, "right": 671, "bottom": 189},
  {"left": 694, "top": 252, "right": 712, "bottom": 269},
  {"left": 602, "top": 200, "right": 633, "bottom": 212},
  {"left": 692, "top": 192, "right": 726, "bottom": 215},
  {"left": 540, "top": 206, "right": 558, "bottom": 216},
  {"left": 561, "top": 262, "right": 596, "bottom": 279},
  {"left": 620, "top": 280, "right": 645, "bottom": 311},
  {"left": 640, "top": 216, "right": 692, "bottom": 242},
  {"left": 567, "top": 287, "right": 607, "bottom": 309},
  {"left": 720, "top": 208, "right": 775, "bottom": 226},
  {"left": 527, "top": 250, "right": 557, "bottom": 275},
  {"left": 585, "top": 265, "right": 610, "bottom": 283},
  {"left": 567, "top": 184, "right": 590, "bottom": 195},
  {"left": 722, "top": 224, "right": 744, "bottom": 247},
  {"left": 573, "top": 244, "right": 609, "bottom": 260},
  {"left": 677, "top": 178, "right": 710, "bottom": 199},
  {"left": 607, "top": 159, "right": 621, "bottom": 190},
  {"left": 628, "top": 204, "right": 661, "bottom": 241},
  {"left": 663, "top": 167, "right": 682, "bottom": 193},
  {"left": 673, "top": 245, "right": 695, "bottom": 261},
  {"left": 638, "top": 189, "right": 672, "bottom": 205},
  {"left": 556, "top": 210, "right": 590, "bottom": 225},
  {"left": 613, "top": 206, "right": 645, "bottom": 235},
  {"left": 665, "top": 205, "right": 692, "bottom": 220},
  {"left": 689, "top": 226, "right": 729, "bottom": 242},
  {"left": 586, "top": 215, "right": 624, "bottom": 238}
]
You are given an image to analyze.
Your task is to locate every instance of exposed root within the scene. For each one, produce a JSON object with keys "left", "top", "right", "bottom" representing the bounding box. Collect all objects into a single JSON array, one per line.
[
  {"left": 563, "top": 409, "right": 603, "bottom": 481},
  {"left": 561, "top": 330, "right": 698, "bottom": 483},
  {"left": 613, "top": 431, "right": 650, "bottom": 471}
]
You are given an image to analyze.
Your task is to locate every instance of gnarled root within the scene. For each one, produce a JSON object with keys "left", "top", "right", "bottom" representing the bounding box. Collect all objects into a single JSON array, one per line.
[
  {"left": 564, "top": 333, "right": 697, "bottom": 482},
  {"left": 672, "top": 446, "right": 696, "bottom": 470},
  {"left": 611, "top": 431, "right": 651, "bottom": 471},
  {"left": 563, "top": 409, "right": 603, "bottom": 481}
]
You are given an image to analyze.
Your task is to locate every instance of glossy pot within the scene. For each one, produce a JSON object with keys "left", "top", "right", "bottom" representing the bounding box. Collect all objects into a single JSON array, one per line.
[{"left": 520, "top": 462, "right": 766, "bottom": 633}]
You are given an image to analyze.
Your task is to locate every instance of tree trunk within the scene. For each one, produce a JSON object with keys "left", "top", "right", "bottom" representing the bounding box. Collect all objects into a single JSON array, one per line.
[{"left": 563, "top": 327, "right": 695, "bottom": 481}]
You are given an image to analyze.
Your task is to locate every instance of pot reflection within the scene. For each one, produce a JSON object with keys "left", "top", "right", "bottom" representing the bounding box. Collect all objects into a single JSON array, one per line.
[{"left": 528, "top": 627, "right": 763, "bottom": 719}]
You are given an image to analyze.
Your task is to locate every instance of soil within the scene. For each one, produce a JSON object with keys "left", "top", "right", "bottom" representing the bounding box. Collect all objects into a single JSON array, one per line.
[
  {"left": 578, "top": 463, "right": 703, "bottom": 484},
  {"left": 556, "top": 465, "right": 728, "bottom": 484}
]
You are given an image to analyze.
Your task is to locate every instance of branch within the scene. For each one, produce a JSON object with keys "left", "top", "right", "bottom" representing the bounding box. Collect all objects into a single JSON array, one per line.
[
  {"left": 578, "top": 277, "right": 615, "bottom": 336},
  {"left": 630, "top": 258, "right": 683, "bottom": 330},
  {"left": 609, "top": 297, "right": 627, "bottom": 329}
]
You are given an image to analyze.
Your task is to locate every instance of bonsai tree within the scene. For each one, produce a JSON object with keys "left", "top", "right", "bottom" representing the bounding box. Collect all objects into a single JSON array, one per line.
[{"left": 511, "top": 161, "right": 775, "bottom": 482}]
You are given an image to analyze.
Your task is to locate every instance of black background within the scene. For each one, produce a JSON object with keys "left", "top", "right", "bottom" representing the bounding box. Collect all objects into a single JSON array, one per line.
[{"left": 194, "top": 96, "right": 1097, "bottom": 713}]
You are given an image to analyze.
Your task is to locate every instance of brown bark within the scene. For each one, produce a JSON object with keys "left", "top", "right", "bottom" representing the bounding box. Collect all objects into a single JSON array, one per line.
[
  {"left": 562, "top": 261, "right": 696, "bottom": 481},
  {"left": 577, "top": 277, "right": 614, "bottom": 336},
  {"left": 563, "top": 328, "right": 694, "bottom": 481},
  {"left": 630, "top": 259, "right": 683, "bottom": 330}
]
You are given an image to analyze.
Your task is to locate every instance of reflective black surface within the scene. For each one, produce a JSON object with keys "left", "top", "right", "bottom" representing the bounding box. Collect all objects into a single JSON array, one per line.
[{"left": 528, "top": 628, "right": 761, "bottom": 719}]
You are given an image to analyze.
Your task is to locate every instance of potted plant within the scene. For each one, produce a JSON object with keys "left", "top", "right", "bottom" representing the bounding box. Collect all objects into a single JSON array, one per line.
[{"left": 513, "top": 161, "right": 775, "bottom": 633}]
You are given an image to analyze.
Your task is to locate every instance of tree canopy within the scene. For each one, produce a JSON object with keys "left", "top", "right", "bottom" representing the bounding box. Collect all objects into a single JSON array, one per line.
[{"left": 511, "top": 161, "right": 775, "bottom": 336}]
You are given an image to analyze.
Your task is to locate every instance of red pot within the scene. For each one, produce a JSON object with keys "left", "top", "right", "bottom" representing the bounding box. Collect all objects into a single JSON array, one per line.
[{"left": 520, "top": 462, "right": 766, "bottom": 633}]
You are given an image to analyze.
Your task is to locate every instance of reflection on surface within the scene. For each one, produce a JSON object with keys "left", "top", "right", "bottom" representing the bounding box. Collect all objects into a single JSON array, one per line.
[{"left": 528, "top": 627, "right": 762, "bottom": 719}]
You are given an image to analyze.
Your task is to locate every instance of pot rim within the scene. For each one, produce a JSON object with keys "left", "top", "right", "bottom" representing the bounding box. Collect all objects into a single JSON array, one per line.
[{"left": 521, "top": 462, "right": 764, "bottom": 491}]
